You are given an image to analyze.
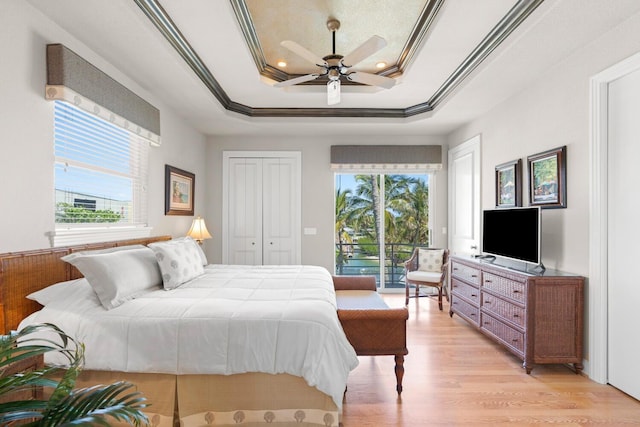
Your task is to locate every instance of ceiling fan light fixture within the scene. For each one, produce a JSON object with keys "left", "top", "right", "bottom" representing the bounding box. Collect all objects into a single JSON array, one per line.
[
  {"left": 277, "top": 60, "right": 287, "bottom": 68},
  {"left": 276, "top": 18, "right": 396, "bottom": 105},
  {"left": 376, "top": 61, "right": 387, "bottom": 69}
]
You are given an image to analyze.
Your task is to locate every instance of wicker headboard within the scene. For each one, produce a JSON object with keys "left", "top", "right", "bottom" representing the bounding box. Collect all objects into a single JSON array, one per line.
[{"left": 0, "top": 235, "right": 171, "bottom": 334}]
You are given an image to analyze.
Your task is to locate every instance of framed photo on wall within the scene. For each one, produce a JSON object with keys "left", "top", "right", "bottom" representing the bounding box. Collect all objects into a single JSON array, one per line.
[
  {"left": 527, "top": 146, "right": 567, "bottom": 209},
  {"left": 165, "top": 165, "right": 195, "bottom": 216},
  {"left": 495, "top": 159, "right": 522, "bottom": 208}
]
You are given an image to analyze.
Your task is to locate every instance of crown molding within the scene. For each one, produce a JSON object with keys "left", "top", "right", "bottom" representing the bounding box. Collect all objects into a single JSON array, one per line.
[{"left": 133, "top": 0, "right": 544, "bottom": 119}]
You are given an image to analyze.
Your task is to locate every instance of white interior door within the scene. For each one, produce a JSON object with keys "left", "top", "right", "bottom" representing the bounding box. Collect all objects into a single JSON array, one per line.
[
  {"left": 227, "top": 157, "right": 262, "bottom": 265},
  {"left": 448, "top": 135, "right": 481, "bottom": 257},
  {"left": 223, "top": 152, "right": 301, "bottom": 265},
  {"left": 262, "top": 157, "right": 299, "bottom": 265},
  {"left": 607, "top": 68, "right": 640, "bottom": 400}
]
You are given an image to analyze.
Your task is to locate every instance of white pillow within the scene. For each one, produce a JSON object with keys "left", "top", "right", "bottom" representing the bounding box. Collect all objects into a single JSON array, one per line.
[
  {"left": 418, "top": 248, "right": 445, "bottom": 273},
  {"left": 149, "top": 237, "right": 205, "bottom": 290},
  {"left": 27, "top": 278, "right": 83, "bottom": 306},
  {"left": 62, "top": 244, "right": 146, "bottom": 262},
  {"left": 61, "top": 246, "right": 162, "bottom": 310}
]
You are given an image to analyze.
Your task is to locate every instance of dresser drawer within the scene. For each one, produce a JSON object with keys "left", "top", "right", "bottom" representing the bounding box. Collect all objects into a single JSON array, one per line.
[
  {"left": 451, "top": 278, "right": 480, "bottom": 304},
  {"left": 481, "top": 292, "right": 526, "bottom": 328},
  {"left": 481, "top": 313, "right": 524, "bottom": 355},
  {"left": 451, "top": 295, "right": 480, "bottom": 326},
  {"left": 451, "top": 262, "right": 481, "bottom": 286},
  {"left": 483, "top": 272, "right": 526, "bottom": 303}
]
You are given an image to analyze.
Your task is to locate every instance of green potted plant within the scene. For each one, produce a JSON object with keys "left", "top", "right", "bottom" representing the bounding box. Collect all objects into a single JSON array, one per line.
[{"left": 0, "top": 323, "right": 148, "bottom": 426}]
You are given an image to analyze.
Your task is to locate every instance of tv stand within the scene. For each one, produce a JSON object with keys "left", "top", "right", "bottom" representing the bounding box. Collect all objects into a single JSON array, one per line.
[{"left": 450, "top": 256, "right": 584, "bottom": 374}]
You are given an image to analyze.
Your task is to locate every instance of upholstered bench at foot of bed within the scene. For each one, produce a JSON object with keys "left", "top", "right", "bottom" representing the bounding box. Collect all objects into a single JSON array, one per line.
[{"left": 332, "top": 275, "right": 409, "bottom": 394}]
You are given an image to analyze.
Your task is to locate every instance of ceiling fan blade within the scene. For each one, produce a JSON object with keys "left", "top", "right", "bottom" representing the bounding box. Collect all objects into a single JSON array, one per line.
[
  {"left": 347, "top": 72, "right": 396, "bottom": 89},
  {"left": 274, "top": 73, "right": 320, "bottom": 87},
  {"left": 340, "top": 35, "right": 387, "bottom": 68},
  {"left": 327, "top": 80, "right": 340, "bottom": 105},
  {"left": 281, "top": 40, "right": 327, "bottom": 67}
]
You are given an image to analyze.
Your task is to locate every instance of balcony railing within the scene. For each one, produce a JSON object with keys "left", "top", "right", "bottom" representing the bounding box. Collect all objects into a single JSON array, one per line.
[{"left": 335, "top": 242, "right": 424, "bottom": 288}]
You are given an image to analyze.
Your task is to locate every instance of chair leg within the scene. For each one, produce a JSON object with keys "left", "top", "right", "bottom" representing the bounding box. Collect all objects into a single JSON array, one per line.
[
  {"left": 405, "top": 283, "right": 409, "bottom": 305},
  {"left": 437, "top": 287, "right": 443, "bottom": 311},
  {"left": 415, "top": 285, "right": 420, "bottom": 298}
]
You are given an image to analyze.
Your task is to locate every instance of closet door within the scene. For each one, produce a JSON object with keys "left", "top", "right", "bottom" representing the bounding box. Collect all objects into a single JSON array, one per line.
[
  {"left": 227, "top": 158, "right": 263, "bottom": 265},
  {"left": 223, "top": 152, "right": 301, "bottom": 265},
  {"left": 262, "top": 157, "right": 298, "bottom": 264}
]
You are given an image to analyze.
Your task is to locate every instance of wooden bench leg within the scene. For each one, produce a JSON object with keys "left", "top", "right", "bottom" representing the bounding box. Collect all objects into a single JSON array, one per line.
[{"left": 394, "top": 354, "right": 404, "bottom": 395}]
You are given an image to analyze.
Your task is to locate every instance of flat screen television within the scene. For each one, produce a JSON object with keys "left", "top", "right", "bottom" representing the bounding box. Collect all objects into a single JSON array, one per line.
[{"left": 482, "top": 207, "right": 541, "bottom": 265}]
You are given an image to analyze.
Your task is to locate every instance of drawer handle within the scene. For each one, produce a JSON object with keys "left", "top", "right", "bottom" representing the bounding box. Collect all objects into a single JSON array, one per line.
[
  {"left": 512, "top": 339, "right": 519, "bottom": 342},
  {"left": 513, "top": 314, "right": 519, "bottom": 318},
  {"left": 471, "top": 294, "right": 477, "bottom": 297},
  {"left": 513, "top": 290, "right": 520, "bottom": 294},
  {"left": 453, "top": 267, "right": 459, "bottom": 271},
  {"left": 485, "top": 279, "right": 492, "bottom": 283},
  {"left": 471, "top": 274, "right": 478, "bottom": 278},
  {"left": 484, "top": 321, "right": 489, "bottom": 325},
  {"left": 484, "top": 300, "right": 490, "bottom": 304},
  {"left": 470, "top": 313, "right": 476, "bottom": 316}
]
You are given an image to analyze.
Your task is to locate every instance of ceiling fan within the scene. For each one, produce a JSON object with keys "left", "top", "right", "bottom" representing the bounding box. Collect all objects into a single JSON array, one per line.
[{"left": 274, "top": 18, "right": 396, "bottom": 105}]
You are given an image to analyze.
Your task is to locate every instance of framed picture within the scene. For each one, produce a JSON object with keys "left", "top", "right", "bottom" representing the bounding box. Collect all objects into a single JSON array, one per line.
[
  {"left": 495, "top": 159, "right": 522, "bottom": 208},
  {"left": 165, "top": 165, "right": 195, "bottom": 216},
  {"left": 527, "top": 146, "right": 566, "bottom": 209}
]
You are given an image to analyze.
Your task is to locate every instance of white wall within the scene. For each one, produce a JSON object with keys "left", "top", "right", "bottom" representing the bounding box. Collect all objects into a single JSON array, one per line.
[
  {"left": 0, "top": 1, "right": 207, "bottom": 253},
  {"left": 447, "top": 7, "right": 640, "bottom": 376},
  {"left": 204, "top": 135, "right": 447, "bottom": 272}
]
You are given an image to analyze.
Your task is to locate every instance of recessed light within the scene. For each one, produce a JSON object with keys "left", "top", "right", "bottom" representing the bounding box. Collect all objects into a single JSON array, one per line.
[
  {"left": 375, "top": 62, "right": 386, "bottom": 69},
  {"left": 277, "top": 61, "right": 287, "bottom": 68}
]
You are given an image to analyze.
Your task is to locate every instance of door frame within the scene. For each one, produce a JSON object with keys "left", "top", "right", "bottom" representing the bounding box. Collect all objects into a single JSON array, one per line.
[
  {"left": 589, "top": 51, "right": 640, "bottom": 383},
  {"left": 222, "top": 151, "right": 302, "bottom": 264}
]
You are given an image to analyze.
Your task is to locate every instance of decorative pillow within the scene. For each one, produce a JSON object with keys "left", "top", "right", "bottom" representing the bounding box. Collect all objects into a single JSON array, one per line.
[
  {"left": 417, "top": 248, "right": 445, "bottom": 273},
  {"left": 167, "top": 236, "right": 208, "bottom": 265},
  {"left": 27, "top": 278, "right": 83, "bottom": 306},
  {"left": 61, "top": 246, "right": 162, "bottom": 310},
  {"left": 149, "top": 237, "right": 205, "bottom": 290}
]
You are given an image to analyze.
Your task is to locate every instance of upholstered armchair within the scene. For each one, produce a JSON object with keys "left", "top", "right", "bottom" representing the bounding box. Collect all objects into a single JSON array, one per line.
[{"left": 404, "top": 248, "right": 450, "bottom": 310}]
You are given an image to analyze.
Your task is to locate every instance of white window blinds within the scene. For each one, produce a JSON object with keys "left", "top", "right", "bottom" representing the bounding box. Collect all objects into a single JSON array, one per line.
[{"left": 53, "top": 101, "right": 150, "bottom": 244}]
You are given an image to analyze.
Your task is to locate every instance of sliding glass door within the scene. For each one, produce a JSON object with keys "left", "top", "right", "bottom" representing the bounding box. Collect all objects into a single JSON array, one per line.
[{"left": 335, "top": 173, "right": 431, "bottom": 291}]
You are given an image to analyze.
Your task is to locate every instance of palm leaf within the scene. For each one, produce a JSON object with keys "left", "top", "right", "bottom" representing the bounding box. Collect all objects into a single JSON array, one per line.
[
  {"left": 40, "top": 381, "right": 148, "bottom": 427},
  {"left": 0, "top": 323, "right": 148, "bottom": 426}
]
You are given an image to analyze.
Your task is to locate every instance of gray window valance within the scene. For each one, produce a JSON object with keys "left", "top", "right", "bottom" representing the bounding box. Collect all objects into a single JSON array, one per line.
[
  {"left": 45, "top": 44, "right": 161, "bottom": 146},
  {"left": 330, "top": 145, "right": 442, "bottom": 172}
]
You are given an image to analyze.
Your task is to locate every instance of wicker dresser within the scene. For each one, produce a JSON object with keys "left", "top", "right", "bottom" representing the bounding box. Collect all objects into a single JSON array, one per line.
[{"left": 449, "top": 255, "right": 584, "bottom": 374}]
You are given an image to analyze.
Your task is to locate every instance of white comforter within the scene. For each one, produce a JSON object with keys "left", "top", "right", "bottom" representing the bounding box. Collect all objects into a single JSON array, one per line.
[{"left": 19, "top": 265, "right": 359, "bottom": 408}]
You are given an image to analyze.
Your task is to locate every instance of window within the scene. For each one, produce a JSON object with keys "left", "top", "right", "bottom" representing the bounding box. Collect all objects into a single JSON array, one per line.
[
  {"left": 52, "top": 100, "right": 150, "bottom": 245},
  {"left": 335, "top": 173, "right": 432, "bottom": 291}
]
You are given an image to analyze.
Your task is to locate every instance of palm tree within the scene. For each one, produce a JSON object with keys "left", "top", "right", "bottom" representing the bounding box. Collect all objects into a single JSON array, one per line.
[
  {"left": 392, "top": 178, "right": 429, "bottom": 246},
  {"left": 348, "top": 175, "right": 381, "bottom": 247},
  {"left": 335, "top": 188, "right": 356, "bottom": 271},
  {"left": 0, "top": 323, "right": 148, "bottom": 426}
]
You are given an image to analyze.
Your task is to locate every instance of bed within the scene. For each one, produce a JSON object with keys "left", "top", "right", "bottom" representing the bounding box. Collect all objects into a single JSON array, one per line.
[{"left": 0, "top": 236, "right": 358, "bottom": 427}]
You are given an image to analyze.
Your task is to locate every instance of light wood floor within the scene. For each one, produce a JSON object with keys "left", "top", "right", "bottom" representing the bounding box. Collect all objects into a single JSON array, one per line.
[{"left": 340, "top": 294, "right": 640, "bottom": 426}]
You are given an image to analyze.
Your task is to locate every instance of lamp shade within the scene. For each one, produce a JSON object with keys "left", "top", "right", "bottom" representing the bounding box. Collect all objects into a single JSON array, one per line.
[{"left": 187, "top": 216, "right": 212, "bottom": 243}]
